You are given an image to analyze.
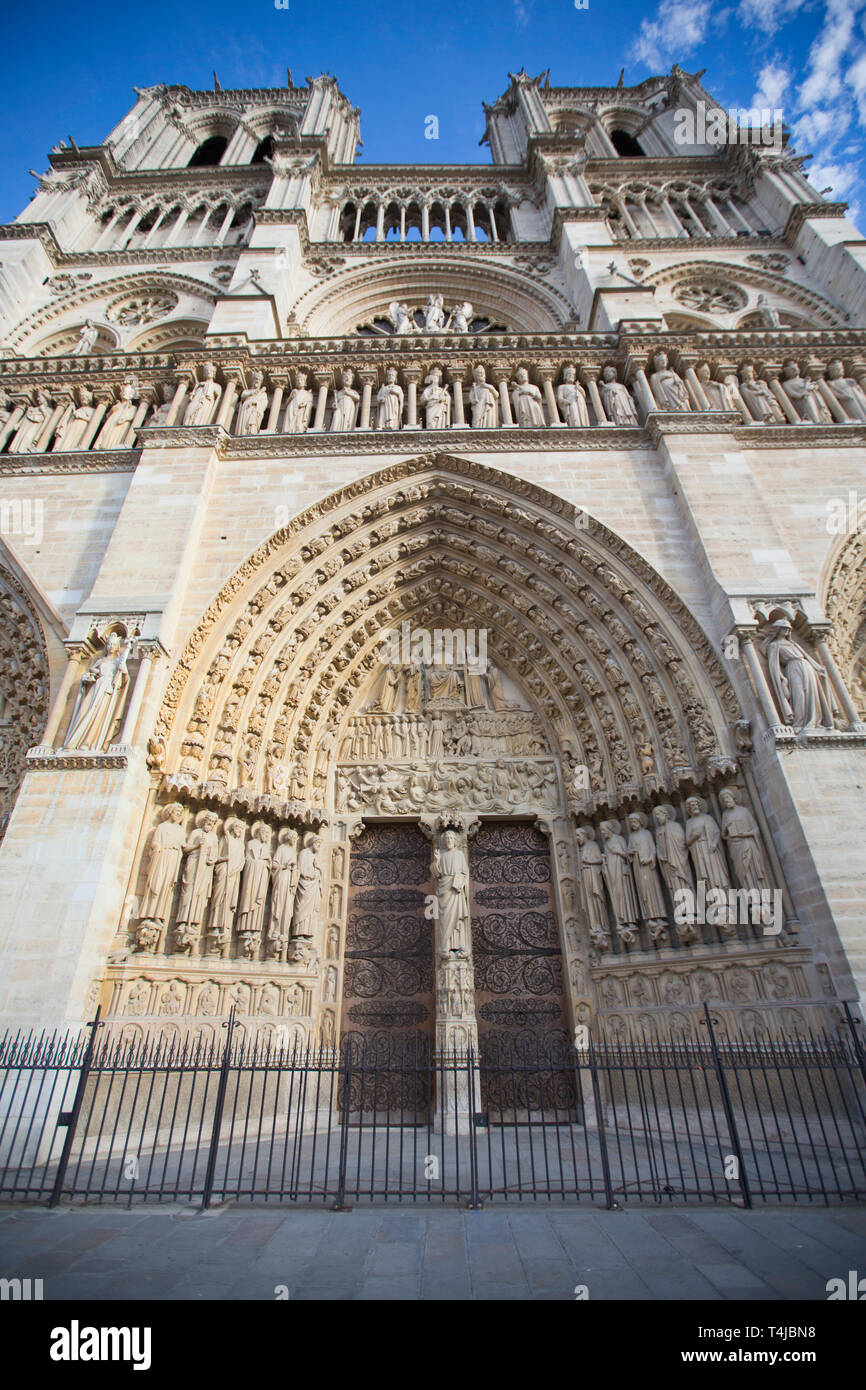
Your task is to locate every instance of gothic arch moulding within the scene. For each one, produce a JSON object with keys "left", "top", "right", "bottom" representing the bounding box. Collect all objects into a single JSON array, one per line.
[
  {"left": 0, "top": 559, "right": 53, "bottom": 837},
  {"left": 9, "top": 272, "right": 220, "bottom": 355},
  {"left": 149, "top": 454, "right": 743, "bottom": 820},
  {"left": 645, "top": 260, "right": 846, "bottom": 330},
  {"left": 822, "top": 525, "right": 866, "bottom": 720},
  {"left": 292, "top": 259, "right": 572, "bottom": 336}
]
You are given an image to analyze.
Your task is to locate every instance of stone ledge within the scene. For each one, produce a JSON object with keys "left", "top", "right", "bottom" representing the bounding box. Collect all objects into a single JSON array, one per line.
[{"left": 27, "top": 742, "right": 137, "bottom": 769}]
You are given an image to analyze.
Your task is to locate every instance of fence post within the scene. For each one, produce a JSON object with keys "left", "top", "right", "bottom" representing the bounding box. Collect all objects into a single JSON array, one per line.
[
  {"left": 587, "top": 1036, "right": 615, "bottom": 1210},
  {"left": 48, "top": 1008, "right": 103, "bottom": 1209},
  {"left": 703, "top": 1003, "right": 752, "bottom": 1209},
  {"left": 842, "top": 1002, "right": 866, "bottom": 1089},
  {"left": 333, "top": 1037, "right": 353, "bottom": 1211},
  {"left": 466, "top": 1043, "right": 482, "bottom": 1210},
  {"left": 201, "top": 1007, "right": 236, "bottom": 1210}
]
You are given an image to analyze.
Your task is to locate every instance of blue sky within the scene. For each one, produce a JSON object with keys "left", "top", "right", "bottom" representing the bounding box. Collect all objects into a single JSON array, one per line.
[{"left": 2, "top": 0, "right": 865, "bottom": 226}]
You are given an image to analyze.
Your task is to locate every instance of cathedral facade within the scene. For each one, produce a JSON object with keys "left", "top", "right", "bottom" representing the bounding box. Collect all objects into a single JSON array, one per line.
[{"left": 0, "top": 65, "right": 864, "bottom": 1058}]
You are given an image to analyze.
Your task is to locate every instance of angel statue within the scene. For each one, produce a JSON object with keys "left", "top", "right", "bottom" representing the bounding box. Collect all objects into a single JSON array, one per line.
[
  {"left": 388, "top": 302, "right": 417, "bottom": 335},
  {"left": 447, "top": 302, "right": 473, "bottom": 333}
]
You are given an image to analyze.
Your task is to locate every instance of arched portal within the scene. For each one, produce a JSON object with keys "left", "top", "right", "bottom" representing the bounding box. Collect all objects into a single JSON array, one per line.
[{"left": 109, "top": 457, "right": 833, "bottom": 1051}]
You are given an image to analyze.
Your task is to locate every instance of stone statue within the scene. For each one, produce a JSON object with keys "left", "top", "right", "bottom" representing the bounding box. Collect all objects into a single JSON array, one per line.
[
  {"left": 420, "top": 367, "right": 451, "bottom": 428},
  {"left": 268, "top": 827, "right": 298, "bottom": 959},
  {"left": 423, "top": 294, "right": 446, "bottom": 331},
  {"left": 510, "top": 367, "right": 545, "bottom": 426},
  {"left": 290, "top": 832, "right": 322, "bottom": 943},
  {"left": 314, "top": 726, "right": 337, "bottom": 788},
  {"left": 825, "top": 360, "right": 866, "bottom": 421},
  {"left": 648, "top": 351, "right": 690, "bottom": 411},
  {"left": 765, "top": 619, "right": 836, "bottom": 730},
  {"left": 388, "top": 301, "right": 416, "bottom": 335},
  {"left": 330, "top": 369, "right": 360, "bottom": 430},
  {"left": 72, "top": 320, "right": 99, "bottom": 355},
  {"left": 434, "top": 829, "right": 470, "bottom": 954},
  {"left": 738, "top": 365, "right": 785, "bottom": 423},
  {"left": 448, "top": 302, "right": 473, "bottom": 333},
  {"left": 63, "top": 630, "right": 132, "bottom": 750},
  {"left": 207, "top": 817, "right": 245, "bottom": 957},
  {"left": 468, "top": 365, "right": 499, "bottom": 429},
  {"left": 626, "top": 810, "right": 668, "bottom": 939},
  {"left": 780, "top": 361, "right": 832, "bottom": 424},
  {"left": 696, "top": 363, "right": 739, "bottom": 412},
  {"left": 54, "top": 387, "right": 95, "bottom": 451},
  {"left": 556, "top": 365, "right": 590, "bottom": 426},
  {"left": 718, "top": 789, "right": 771, "bottom": 893},
  {"left": 575, "top": 825, "right": 608, "bottom": 943},
  {"left": 235, "top": 370, "right": 268, "bottom": 436},
  {"left": 376, "top": 366, "right": 404, "bottom": 430},
  {"left": 237, "top": 821, "right": 272, "bottom": 956},
  {"left": 600, "top": 819, "right": 640, "bottom": 943},
  {"left": 684, "top": 796, "right": 730, "bottom": 893},
  {"left": 9, "top": 392, "right": 50, "bottom": 453},
  {"left": 95, "top": 382, "right": 137, "bottom": 449},
  {"left": 600, "top": 366, "right": 638, "bottom": 425},
  {"left": 285, "top": 371, "right": 314, "bottom": 433},
  {"left": 175, "top": 810, "right": 220, "bottom": 952},
  {"left": 183, "top": 362, "right": 222, "bottom": 426},
  {"left": 651, "top": 804, "right": 695, "bottom": 904},
  {"left": 150, "top": 383, "right": 175, "bottom": 426},
  {"left": 756, "top": 293, "right": 781, "bottom": 328},
  {"left": 137, "top": 803, "right": 185, "bottom": 934}
]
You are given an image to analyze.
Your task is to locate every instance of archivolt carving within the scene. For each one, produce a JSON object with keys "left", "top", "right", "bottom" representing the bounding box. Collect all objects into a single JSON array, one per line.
[
  {"left": 292, "top": 259, "right": 573, "bottom": 336},
  {"left": 0, "top": 564, "right": 51, "bottom": 836},
  {"left": 823, "top": 526, "right": 866, "bottom": 719},
  {"left": 9, "top": 272, "right": 221, "bottom": 353},
  {"left": 644, "top": 260, "right": 845, "bottom": 330},
  {"left": 153, "top": 455, "right": 741, "bottom": 816}
]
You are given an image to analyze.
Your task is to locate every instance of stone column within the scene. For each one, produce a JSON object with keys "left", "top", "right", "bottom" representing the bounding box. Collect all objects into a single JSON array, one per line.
[
  {"left": 447, "top": 365, "right": 469, "bottom": 428},
  {"left": 358, "top": 370, "right": 376, "bottom": 430},
  {"left": 265, "top": 375, "right": 287, "bottom": 433},
  {"left": 493, "top": 370, "right": 514, "bottom": 426},
  {"left": 765, "top": 367, "right": 800, "bottom": 425},
  {"left": 741, "top": 633, "right": 783, "bottom": 731},
  {"left": 815, "top": 638, "right": 866, "bottom": 731},
  {"left": 115, "top": 646, "right": 158, "bottom": 749},
  {"left": 0, "top": 405, "right": 25, "bottom": 451},
  {"left": 311, "top": 373, "right": 332, "bottom": 431},
  {"left": 34, "top": 647, "right": 85, "bottom": 749},
  {"left": 403, "top": 366, "right": 421, "bottom": 428},
  {"left": 581, "top": 367, "right": 608, "bottom": 425},
  {"left": 537, "top": 366, "right": 562, "bottom": 425},
  {"left": 215, "top": 373, "right": 240, "bottom": 430},
  {"left": 164, "top": 373, "right": 192, "bottom": 427},
  {"left": 125, "top": 390, "right": 154, "bottom": 446},
  {"left": 35, "top": 398, "right": 66, "bottom": 452},
  {"left": 629, "top": 367, "right": 657, "bottom": 419},
  {"left": 79, "top": 392, "right": 113, "bottom": 449}
]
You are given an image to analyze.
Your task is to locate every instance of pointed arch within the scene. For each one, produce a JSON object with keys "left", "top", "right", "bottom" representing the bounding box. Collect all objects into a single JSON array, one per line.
[
  {"left": 822, "top": 524, "right": 866, "bottom": 720},
  {"left": 152, "top": 456, "right": 742, "bottom": 816}
]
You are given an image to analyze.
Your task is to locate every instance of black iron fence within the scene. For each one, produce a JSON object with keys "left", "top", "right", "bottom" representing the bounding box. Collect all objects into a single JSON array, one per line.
[{"left": 1, "top": 1006, "right": 865, "bottom": 1208}]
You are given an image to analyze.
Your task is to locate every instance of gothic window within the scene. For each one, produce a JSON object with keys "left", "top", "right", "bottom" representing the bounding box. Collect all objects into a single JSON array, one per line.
[
  {"left": 611, "top": 129, "right": 645, "bottom": 157},
  {"left": 188, "top": 135, "right": 228, "bottom": 168},
  {"left": 251, "top": 135, "right": 274, "bottom": 164}
]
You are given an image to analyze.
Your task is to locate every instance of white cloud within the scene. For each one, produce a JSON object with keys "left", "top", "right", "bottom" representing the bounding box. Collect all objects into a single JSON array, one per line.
[
  {"left": 737, "top": 0, "right": 806, "bottom": 37},
  {"left": 798, "top": 0, "right": 861, "bottom": 109},
  {"left": 513, "top": 0, "right": 530, "bottom": 28},
  {"left": 804, "top": 158, "right": 861, "bottom": 198},
  {"left": 628, "top": 0, "right": 712, "bottom": 68},
  {"left": 752, "top": 60, "right": 791, "bottom": 111}
]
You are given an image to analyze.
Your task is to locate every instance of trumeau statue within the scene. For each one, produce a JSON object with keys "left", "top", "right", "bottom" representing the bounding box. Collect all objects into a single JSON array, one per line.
[
  {"left": 54, "top": 387, "right": 95, "bottom": 451},
  {"left": 376, "top": 366, "right": 404, "bottom": 429},
  {"left": 780, "top": 361, "right": 833, "bottom": 424},
  {"left": 285, "top": 371, "right": 313, "bottom": 433},
  {"left": 825, "top": 360, "right": 866, "bottom": 421},
  {"left": 95, "top": 382, "right": 137, "bottom": 450},
  {"left": 510, "top": 367, "right": 545, "bottom": 426},
  {"left": 556, "top": 365, "right": 590, "bottom": 426},
  {"left": 764, "top": 619, "right": 836, "bottom": 730},
  {"left": 330, "top": 369, "right": 359, "bottom": 430},
  {"left": 63, "top": 630, "right": 132, "bottom": 750},
  {"left": 235, "top": 370, "right": 269, "bottom": 436},
  {"left": 600, "top": 366, "right": 638, "bottom": 425},
  {"left": 468, "top": 364, "right": 499, "bottom": 428},
  {"left": 738, "top": 364, "right": 785, "bottom": 423},
  {"left": 420, "top": 367, "right": 451, "bottom": 428},
  {"left": 183, "top": 362, "right": 222, "bottom": 426},
  {"left": 72, "top": 319, "right": 99, "bottom": 355},
  {"left": 649, "top": 351, "right": 691, "bottom": 411},
  {"left": 434, "top": 830, "right": 470, "bottom": 955}
]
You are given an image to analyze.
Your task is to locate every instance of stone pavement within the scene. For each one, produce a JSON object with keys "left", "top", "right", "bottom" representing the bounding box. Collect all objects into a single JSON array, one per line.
[{"left": 1, "top": 1204, "right": 865, "bottom": 1300}]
